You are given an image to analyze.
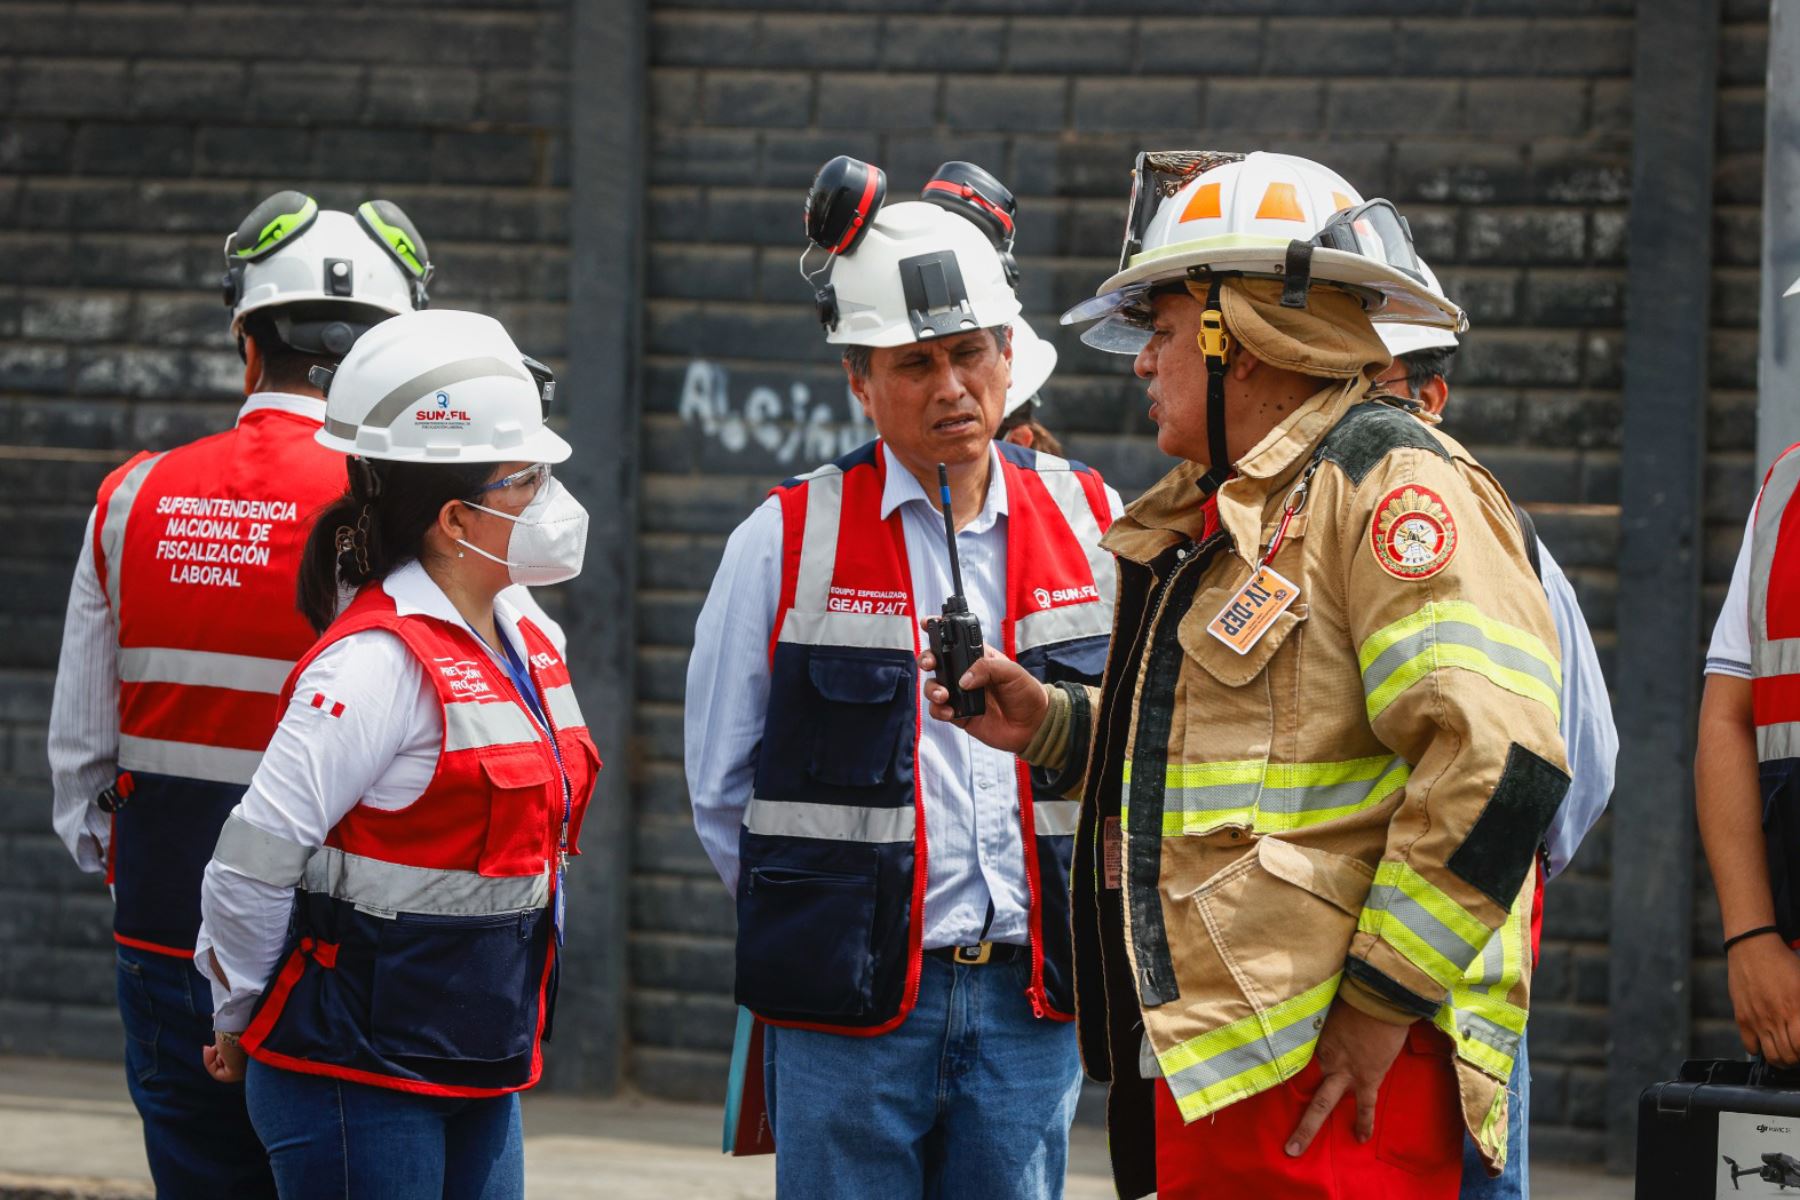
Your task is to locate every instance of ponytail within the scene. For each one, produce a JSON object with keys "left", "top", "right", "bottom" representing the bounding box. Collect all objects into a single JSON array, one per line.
[{"left": 296, "top": 457, "right": 495, "bottom": 633}]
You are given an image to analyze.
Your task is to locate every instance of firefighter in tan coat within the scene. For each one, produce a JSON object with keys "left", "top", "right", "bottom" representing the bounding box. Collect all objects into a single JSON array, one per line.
[{"left": 923, "top": 151, "right": 1569, "bottom": 1199}]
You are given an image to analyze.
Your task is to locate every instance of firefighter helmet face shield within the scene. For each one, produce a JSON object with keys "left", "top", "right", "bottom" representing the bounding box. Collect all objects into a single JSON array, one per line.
[{"left": 1311, "top": 200, "right": 1425, "bottom": 284}]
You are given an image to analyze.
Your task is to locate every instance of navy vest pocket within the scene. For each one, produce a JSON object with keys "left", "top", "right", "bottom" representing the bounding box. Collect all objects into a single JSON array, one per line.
[
  {"left": 368, "top": 908, "right": 540, "bottom": 1062},
  {"left": 805, "top": 653, "right": 910, "bottom": 788},
  {"left": 736, "top": 852, "right": 879, "bottom": 1018}
]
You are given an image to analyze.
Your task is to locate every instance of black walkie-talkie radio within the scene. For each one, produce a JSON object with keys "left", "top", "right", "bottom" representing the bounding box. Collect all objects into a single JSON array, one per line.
[{"left": 925, "top": 463, "right": 987, "bottom": 718}]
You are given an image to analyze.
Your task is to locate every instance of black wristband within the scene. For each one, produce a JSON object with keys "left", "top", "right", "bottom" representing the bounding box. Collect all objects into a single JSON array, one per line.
[{"left": 1724, "top": 925, "right": 1784, "bottom": 954}]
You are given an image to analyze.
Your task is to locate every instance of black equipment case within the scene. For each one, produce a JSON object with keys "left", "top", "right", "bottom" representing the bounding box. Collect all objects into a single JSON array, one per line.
[{"left": 1637, "top": 1059, "right": 1800, "bottom": 1198}]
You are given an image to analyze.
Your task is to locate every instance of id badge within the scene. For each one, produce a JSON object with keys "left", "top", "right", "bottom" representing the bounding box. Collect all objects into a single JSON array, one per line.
[{"left": 1206, "top": 565, "right": 1300, "bottom": 656}]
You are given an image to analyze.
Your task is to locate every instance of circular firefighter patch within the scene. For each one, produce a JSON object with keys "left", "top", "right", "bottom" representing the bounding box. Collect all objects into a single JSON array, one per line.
[{"left": 1371, "top": 485, "right": 1458, "bottom": 580}]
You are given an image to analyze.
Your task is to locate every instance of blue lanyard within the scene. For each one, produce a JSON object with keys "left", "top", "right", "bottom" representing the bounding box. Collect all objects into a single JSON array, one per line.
[{"left": 491, "top": 626, "right": 570, "bottom": 946}]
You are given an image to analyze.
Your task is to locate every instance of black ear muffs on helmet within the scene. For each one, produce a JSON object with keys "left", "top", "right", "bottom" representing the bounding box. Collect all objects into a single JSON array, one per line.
[
  {"left": 806, "top": 156, "right": 887, "bottom": 256},
  {"left": 922, "top": 161, "right": 1020, "bottom": 289},
  {"left": 803, "top": 156, "right": 887, "bottom": 332}
]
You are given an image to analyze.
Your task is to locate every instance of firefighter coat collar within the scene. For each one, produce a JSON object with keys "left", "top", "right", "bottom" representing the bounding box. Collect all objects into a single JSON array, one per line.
[{"left": 1102, "top": 375, "right": 1372, "bottom": 568}]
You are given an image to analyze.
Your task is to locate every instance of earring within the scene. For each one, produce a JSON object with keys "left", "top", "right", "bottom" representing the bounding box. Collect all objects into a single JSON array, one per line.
[{"left": 457, "top": 549, "right": 465, "bottom": 558}]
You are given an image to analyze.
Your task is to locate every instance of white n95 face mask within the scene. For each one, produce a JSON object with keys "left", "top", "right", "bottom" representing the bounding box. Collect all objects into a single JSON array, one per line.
[{"left": 457, "top": 476, "right": 589, "bottom": 586}]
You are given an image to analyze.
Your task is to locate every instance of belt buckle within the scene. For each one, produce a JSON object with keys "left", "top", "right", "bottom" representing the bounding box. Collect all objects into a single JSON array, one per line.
[{"left": 952, "top": 942, "right": 993, "bottom": 965}]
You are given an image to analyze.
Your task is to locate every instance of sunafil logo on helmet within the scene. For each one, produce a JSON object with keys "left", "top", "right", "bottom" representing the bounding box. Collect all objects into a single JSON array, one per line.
[{"left": 417, "top": 389, "right": 472, "bottom": 428}]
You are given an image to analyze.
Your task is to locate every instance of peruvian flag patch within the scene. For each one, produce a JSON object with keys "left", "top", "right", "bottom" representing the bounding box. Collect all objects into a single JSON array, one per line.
[{"left": 309, "top": 692, "right": 346, "bottom": 718}]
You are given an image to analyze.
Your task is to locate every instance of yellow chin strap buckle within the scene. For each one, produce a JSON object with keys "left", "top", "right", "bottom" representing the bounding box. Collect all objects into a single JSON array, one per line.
[{"left": 1198, "top": 307, "right": 1231, "bottom": 364}]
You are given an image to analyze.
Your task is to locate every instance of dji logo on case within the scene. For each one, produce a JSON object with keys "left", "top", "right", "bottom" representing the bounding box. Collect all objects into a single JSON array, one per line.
[{"left": 1759, "top": 1124, "right": 1792, "bottom": 1134}]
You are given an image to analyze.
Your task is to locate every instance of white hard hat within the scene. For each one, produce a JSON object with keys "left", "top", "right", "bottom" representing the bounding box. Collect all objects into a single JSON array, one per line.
[
  {"left": 1005, "top": 318, "right": 1057, "bottom": 418},
  {"left": 315, "top": 309, "right": 570, "bottom": 465},
  {"left": 1062, "top": 151, "right": 1465, "bottom": 354},
  {"left": 1785, "top": 275, "right": 1800, "bottom": 299},
  {"left": 1375, "top": 257, "right": 1462, "bottom": 358},
  {"left": 817, "top": 201, "right": 1022, "bottom": 347},
  {"left": 223, "top": 192, "right": 430, "bottom": 348}
]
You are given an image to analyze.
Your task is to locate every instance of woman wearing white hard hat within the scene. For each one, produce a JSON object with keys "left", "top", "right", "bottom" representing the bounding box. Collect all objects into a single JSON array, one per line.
[{"left": 194, "top": 308, "right": 601, "bottom": 1199}]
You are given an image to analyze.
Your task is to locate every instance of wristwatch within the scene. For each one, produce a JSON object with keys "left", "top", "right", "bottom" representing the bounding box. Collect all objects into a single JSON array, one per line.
[{"left": 215, "top": 1030, "right": 242, "bottom": 1049}]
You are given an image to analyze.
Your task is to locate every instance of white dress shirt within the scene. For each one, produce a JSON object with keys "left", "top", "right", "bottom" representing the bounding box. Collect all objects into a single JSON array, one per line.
[
  {"left": 684, "top": 443, "right": 1122, "bottom": 949},
  {"left": 1536, "top": 540, "right": 1619, "bottom": 879},
  {"left": 195, "top": 561, "right": 564, "bottom": 1030}
]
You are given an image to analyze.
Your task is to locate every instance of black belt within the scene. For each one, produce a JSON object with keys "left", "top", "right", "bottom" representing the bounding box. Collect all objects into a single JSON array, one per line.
[{"left": 925, "top": 942, "right": 1026, "bottom": 966}]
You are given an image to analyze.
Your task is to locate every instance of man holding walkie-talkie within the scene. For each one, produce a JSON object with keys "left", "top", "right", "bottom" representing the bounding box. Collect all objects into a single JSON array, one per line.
[{"left": 685, "top": 157, "right": 1121, "bottom": 1199}]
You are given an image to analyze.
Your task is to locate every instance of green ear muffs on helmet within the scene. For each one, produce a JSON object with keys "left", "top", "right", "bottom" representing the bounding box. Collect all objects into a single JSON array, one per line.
[
  {"left": 221, "top": 190, "right": 320, "bottom": 310},
  {"left": 229, "top": 191, "right": 320, "bottom": 262},
  {"left": 356, "top": 200, "right": 433, "bottom": 308}
]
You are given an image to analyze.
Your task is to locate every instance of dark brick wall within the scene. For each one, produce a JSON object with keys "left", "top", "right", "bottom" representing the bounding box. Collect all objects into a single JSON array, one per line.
[
  {"left": 1691, "top": 0, "right": 1771, "bottom": 1081},
  {"left": 0, "top": 0, "right": 1769, "bottom": 1166},
  {"left": 0, "top": 0, "right": 571, "bottom": 1056}
]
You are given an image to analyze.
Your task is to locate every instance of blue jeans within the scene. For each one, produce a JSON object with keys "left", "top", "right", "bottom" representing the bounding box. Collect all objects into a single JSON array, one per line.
[
  {"left": 763, "top": 953, "right": 1082, "bottom": 1200},
  {"left": 245, "top": 1059, "right": 524, "bottom": 1200},
  {"left": 115, "top": 943, "right": 275, "bottom": 1198},
  {"left": 1459, "top": 1033, "right": 1529, "bottom": 1200}
]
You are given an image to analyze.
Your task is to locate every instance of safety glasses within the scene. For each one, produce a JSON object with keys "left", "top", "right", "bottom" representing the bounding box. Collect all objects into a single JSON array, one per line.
[
  {"left": 475, "top": 462, "right": 552, "bottom": 496},
  {"left": 1116, "top": 150, "right": 1247, "bottom": 273}
]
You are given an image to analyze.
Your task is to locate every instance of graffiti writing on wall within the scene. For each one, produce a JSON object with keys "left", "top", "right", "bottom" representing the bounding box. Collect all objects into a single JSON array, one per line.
[{"left": 678, "top": 360, "right": 873, "bottom": 466}]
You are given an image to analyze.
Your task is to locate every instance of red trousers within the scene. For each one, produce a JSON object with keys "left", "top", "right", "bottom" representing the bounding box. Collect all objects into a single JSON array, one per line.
[{"left": 1154, "top": 1023, "right": 1464, "bottom": 1200}]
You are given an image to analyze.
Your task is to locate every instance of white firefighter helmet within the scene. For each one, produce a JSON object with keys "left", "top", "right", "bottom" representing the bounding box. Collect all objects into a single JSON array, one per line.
[
  {"left": 1004, "top": 317, "right": 1058, "bottom": 418},
  {"left": 223, "top": 192, "right": 431, "bottom": 354},
  {"left": 816, "top": 200, "right": 1022, "bottom": 347},
  {"left": 1375, "top": 257, "right": 1462, "bottom": 358},
  {"left": 1062, "top": 151, "right": 1465, "bottom": 354},
  {"left": 314, "top": 309, "right": 570, "bottom": 465}
]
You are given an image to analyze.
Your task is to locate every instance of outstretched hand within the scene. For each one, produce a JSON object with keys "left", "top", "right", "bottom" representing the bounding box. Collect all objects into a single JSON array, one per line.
[{"left": 919, "top": 643, "right": 1052, "bottom": 756}]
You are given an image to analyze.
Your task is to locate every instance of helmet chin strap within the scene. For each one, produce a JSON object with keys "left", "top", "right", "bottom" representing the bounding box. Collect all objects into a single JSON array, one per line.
[{"left": 1194, "top": 275, "right": 1233, "bottom": 498}]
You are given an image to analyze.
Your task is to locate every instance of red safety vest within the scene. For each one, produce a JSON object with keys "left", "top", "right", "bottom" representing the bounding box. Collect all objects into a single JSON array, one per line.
[
  {"left": 1750, "top": 444, "right": 1800, "bottom": 942},
  {"left": 91, "top": 395, "right": 347, "bottom": 955},
  {"left": 242, "top": 583, "right": 601, "bottom": 1096},
  {"left": 739, "top": 439, "right": 1115, "bottom": 1034}
]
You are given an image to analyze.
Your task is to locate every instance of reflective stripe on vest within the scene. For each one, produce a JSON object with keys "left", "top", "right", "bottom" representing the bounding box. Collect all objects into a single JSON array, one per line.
[
  {"left": 118, "top": 733, "right": 263, "bottom": 785},
  {"left": 119, "top": 647, "right": 293, "bottom": 694},
  {"left": 745, "top": 797, "right": 915, "bottom": 843},
  {"left": 1752, "top": 447, "right": 1800, "bottom": 760},
  {"left": 98, "top": 452, "right": 166, "bottom": 615},
  {"left": 303, "top": 845, "right": 549, "bottom": 918},
  {"left": 1025, "top": 458, "right": 1116, "bottom": 652},
  {"left": 444, "top": 701, "right": 542, "bottom": 753}
]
